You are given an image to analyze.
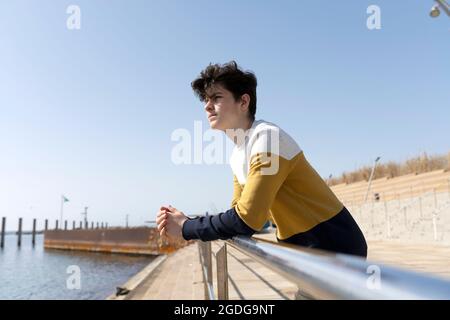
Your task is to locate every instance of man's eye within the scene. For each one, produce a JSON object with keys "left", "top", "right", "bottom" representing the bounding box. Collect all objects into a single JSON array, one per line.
[{"left": 214, "top": 96, "right": 222, "bottom": 101}]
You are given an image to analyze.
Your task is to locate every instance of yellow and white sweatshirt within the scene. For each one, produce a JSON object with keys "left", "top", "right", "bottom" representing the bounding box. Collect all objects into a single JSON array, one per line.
[{"left": 183, "top": 120, "right": 367, "bottom": 257}]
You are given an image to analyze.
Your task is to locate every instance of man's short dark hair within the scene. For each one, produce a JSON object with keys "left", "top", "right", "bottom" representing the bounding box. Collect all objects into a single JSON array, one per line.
[{"left": 191, "top": 61, "right": 257, "bottom": 121}]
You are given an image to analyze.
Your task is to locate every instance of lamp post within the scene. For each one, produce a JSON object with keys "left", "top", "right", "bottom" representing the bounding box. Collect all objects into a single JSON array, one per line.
[
  {"left": 327, "top": 174, "right": 333, "bottom": 186},
  {"left": 364, "top": 157, "right": 381, "bottom": 203},
  {"left": 430, "top": 0, "right": 450, "bottom": 17}
]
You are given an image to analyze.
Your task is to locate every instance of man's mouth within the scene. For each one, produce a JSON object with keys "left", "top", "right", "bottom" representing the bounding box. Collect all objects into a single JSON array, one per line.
[{"left": 208, "top": 114, "right": 217, "bottom": 120}]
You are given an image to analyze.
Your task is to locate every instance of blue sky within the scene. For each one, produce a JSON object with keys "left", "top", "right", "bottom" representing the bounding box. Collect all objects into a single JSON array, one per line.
[{"left": 0, "top": 1, "right": 449, "bottom": 230}]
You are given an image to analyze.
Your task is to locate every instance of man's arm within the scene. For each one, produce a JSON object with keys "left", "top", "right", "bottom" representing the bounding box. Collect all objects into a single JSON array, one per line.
[
  {"left": 182, "top": 151, "right": 296, "bottom": 241},
  {"left": 182, "top": 207, "right": 255, "bottom": 241},
  {"left": 182, "top": 174, "right": 251, "bottom": 241},
  {"left": 231, "top": 174, "right": 242, "bottom": 207}
]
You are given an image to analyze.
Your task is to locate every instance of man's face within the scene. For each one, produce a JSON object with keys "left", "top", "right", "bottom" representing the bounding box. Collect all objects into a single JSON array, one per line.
[{"left": 203, "top": 84, "right": 244, "bottom": 131}]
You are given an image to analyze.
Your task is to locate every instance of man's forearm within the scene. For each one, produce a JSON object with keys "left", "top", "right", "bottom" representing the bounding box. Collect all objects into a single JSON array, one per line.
[{"left": 182, "top": 208, "right": 256, "bottom": 241}]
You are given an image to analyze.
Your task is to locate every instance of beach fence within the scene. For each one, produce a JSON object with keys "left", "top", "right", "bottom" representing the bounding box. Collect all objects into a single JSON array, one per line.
[
  {"left": 331, "top": 170, "right": 450, "bottom": 243},
  {"left": 0, "top": 217, "right": 109, "bottom": 248}
]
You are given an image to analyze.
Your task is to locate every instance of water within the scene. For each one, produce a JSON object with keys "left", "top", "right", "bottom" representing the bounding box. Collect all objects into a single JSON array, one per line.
[{"left": 0, "top": 234, "right": 155, "bottom": 299}]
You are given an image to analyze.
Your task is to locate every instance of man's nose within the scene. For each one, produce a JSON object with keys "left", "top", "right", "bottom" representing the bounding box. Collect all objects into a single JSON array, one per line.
[{"left": 204, "top": 100, "right": 213, "bottom": 112}]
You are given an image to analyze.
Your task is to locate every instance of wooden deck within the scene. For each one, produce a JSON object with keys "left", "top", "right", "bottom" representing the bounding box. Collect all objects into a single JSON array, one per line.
[{"left": 111, "top": 233, "right": 450, "bottom": 300}]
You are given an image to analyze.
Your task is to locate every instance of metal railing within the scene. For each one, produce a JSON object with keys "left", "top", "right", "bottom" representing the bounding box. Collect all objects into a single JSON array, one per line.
[
  {"left": 198, "top": 236, "right": 450, "bottom": 300},
  {"left": 198, "top": 241, "right": 215, "bottom": 300}
]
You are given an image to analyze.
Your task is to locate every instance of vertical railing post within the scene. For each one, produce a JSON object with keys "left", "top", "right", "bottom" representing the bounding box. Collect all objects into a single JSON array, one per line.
[
  {"left": 45, "top": 219, "right": 48, "bottom": 231},
  {"left": 55, "top": 220, "right": 59, "bottom": 230},
  {"left": 80, "top": 221, "right": 83, "bottom": 229},
  {"left": 1, "top": 217, "right": 6, "bottom": 248},
  {"left": 198, "top": 241, "right": 208, "bottom": 300},
  {"left": 18, "top": 218, "right": 22, "bottom": 247},
  {"left": 205, "top": 241, "right": 213, "bottom": 293},
  {"left": 198, "top": 241, "right": 214, "bottom": 300},
  {"left": 32, "top": 218, "right": 36, "bottom": 246},
  {"left": 64, "top": 220, "right": 68, "bottom": 231},
  {"left": 216, "top": 243, "right": 229, "bottom": 300}
]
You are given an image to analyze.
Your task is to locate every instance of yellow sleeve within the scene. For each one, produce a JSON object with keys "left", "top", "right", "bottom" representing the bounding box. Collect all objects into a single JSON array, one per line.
[
  {"left": 234, "top": 152, "right": 297, "bottom": 231},
  {"left": 231, "top": 175, "right": 243, "bottom": 207}
]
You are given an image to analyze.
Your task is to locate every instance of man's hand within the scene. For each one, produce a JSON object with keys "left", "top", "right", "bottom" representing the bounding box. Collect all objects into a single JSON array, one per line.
[{"left": 156, "top": 205, "right": 188, "bottom": 242}]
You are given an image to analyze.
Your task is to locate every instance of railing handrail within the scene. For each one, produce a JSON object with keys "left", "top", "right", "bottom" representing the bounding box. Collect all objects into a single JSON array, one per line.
[{"left": 220, "top": 236, "right": 450, "bottom": 300}]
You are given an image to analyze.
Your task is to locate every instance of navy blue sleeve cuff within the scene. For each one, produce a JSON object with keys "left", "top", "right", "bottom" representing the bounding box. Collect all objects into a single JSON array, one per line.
[{"left": 182, "top": 217, "right": 199, "bottom": 241}]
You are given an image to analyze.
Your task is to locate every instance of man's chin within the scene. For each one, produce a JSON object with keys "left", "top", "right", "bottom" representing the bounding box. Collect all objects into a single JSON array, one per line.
[{"left": 208, "top": 119, "right": 220, "bottom": 129}]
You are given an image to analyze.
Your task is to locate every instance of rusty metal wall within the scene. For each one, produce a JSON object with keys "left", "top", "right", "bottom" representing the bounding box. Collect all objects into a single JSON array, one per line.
[{"left": 44, "top": 227, "right": 190, "bottom": 255}]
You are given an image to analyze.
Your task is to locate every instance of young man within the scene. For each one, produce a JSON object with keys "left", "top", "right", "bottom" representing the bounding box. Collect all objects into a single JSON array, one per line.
[{"left": 156, "top": 61, "right": 367, "bottom": 258}]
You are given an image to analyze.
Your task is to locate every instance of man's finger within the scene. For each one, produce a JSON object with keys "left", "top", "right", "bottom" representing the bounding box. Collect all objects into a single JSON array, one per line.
[
  {"left": 156, "top": 212, "right": 167, "bottom": 224},
  {"left": 157, "top": 219, "right": 167, "bottom": 232},
  {"left": 157, "top": 209, "right": 168, "bottom": 218},
  {"left": 160, "top": 226, "right": 167, "bottom": 238}
]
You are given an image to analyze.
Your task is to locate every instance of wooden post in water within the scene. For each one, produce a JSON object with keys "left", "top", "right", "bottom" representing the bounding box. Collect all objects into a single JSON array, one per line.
[
  {"left": 73, "top": 221, "right": 75, "bottom": 230},
  {"left": 64, "top": 220, "right": 67, "bottom": 230},
  {"left": 32, "top": 218, "right": 36, "bottom": 246},
  {"left": 45, "top": 219, "right": 48, "bottom": 231},
  {"left": 55, "top": 220, "right": 59, "bottom": 230},
  {"left": 18, "top": 218, "right": 22, "bottom": 247},
  {"left": 1, "top": 217, "right": 6, "bottom": 248}
]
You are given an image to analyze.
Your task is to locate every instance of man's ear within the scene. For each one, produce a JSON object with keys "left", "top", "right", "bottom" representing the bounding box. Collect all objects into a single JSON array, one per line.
[{"left": 239, "top": 94, "right": 250, "bottom": 113}]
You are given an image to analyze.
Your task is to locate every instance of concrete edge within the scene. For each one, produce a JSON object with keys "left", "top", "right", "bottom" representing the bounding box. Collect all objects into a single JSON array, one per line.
[{"left": 106, "top": 254, "right": 168, "bottom": 300}]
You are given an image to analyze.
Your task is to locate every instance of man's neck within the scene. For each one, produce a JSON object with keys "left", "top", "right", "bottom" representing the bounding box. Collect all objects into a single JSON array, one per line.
[{"left": 225, "top": 118, "right": 255, "bottom": 145}]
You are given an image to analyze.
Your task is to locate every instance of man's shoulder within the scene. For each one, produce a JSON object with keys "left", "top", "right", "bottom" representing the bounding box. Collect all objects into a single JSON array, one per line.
[{"left": 249, "top": 119, "right": 301, "bottom": 160}]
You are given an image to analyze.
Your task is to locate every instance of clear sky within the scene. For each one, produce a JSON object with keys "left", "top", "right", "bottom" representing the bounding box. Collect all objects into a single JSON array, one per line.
[{"left": 0, "top": 1, "right": 449, "bottom": 230}]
